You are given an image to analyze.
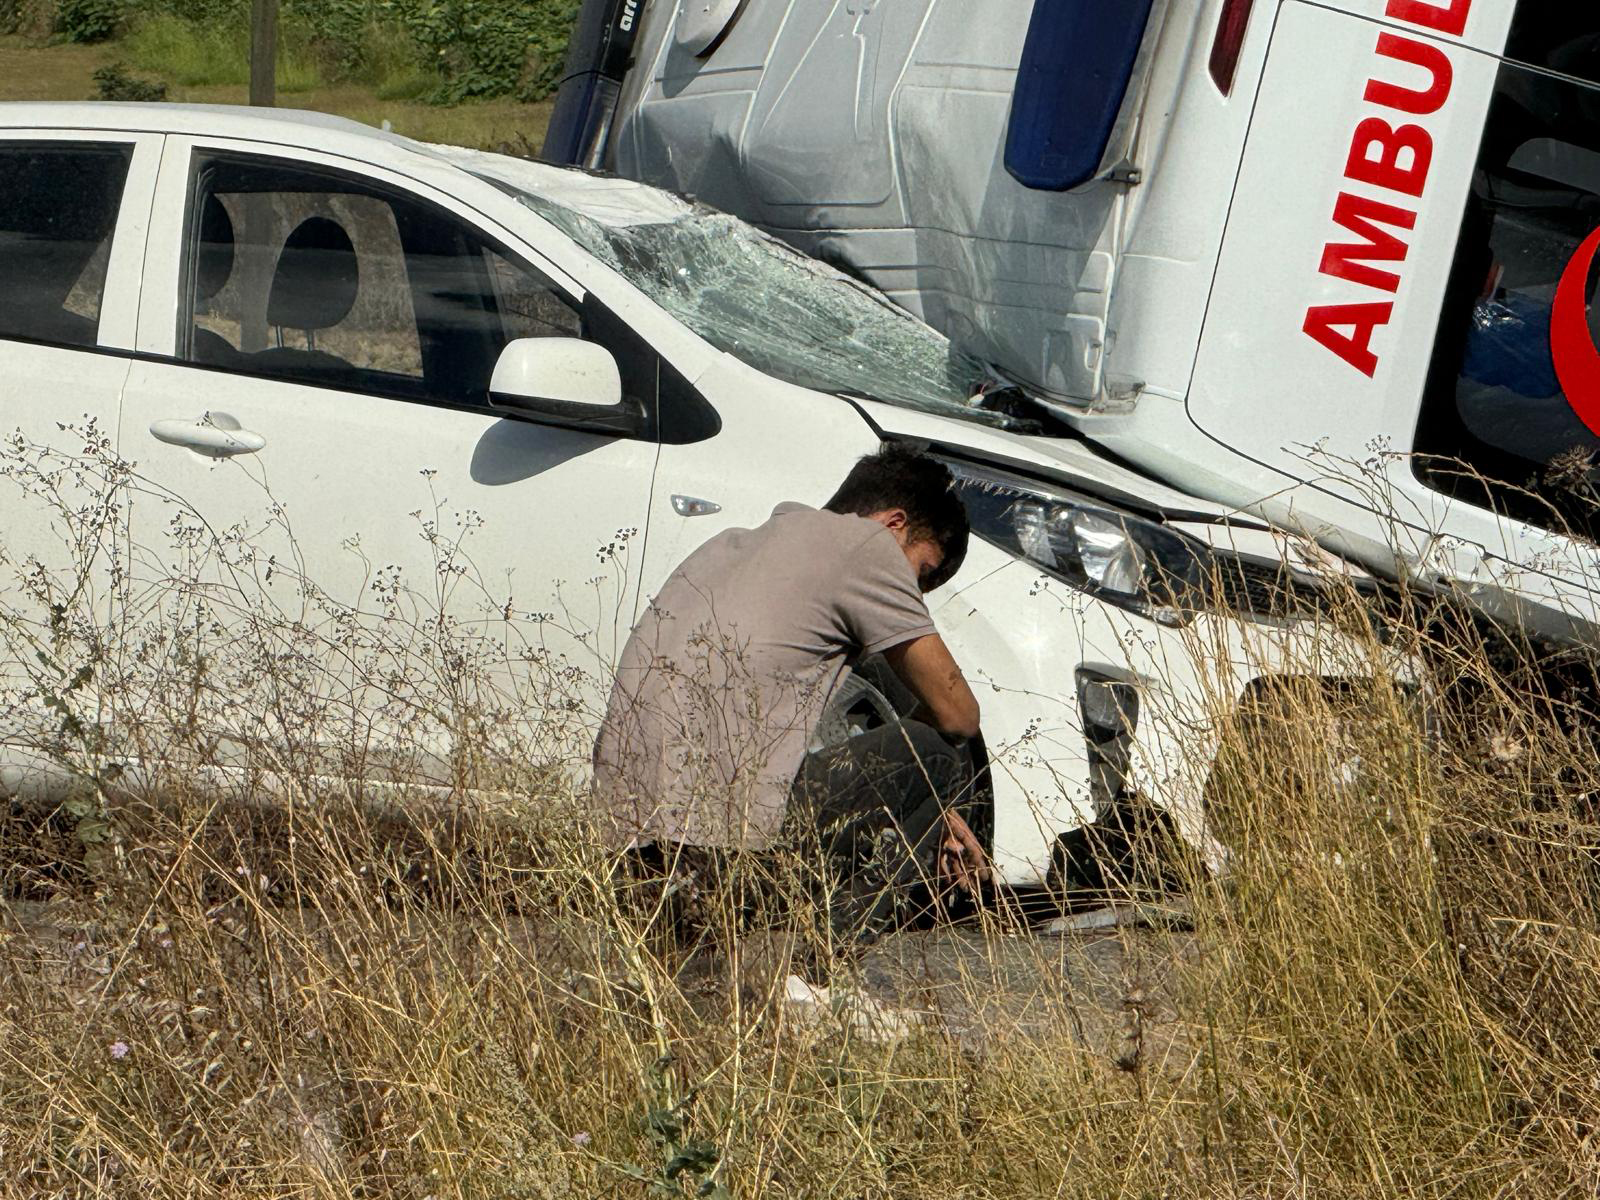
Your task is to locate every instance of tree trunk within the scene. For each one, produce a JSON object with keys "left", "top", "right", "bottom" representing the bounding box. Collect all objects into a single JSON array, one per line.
[{"left": 249, "top": 0, "right": 277, "bottom": 108}]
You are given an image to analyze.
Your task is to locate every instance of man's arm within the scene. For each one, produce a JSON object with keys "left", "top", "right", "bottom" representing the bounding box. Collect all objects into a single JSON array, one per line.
[
  {"left": 883, "top": 634, "right": 981, "bottom": 740},
  {"left": 884, "top": 634, "right": 988, "bottom": 892}
]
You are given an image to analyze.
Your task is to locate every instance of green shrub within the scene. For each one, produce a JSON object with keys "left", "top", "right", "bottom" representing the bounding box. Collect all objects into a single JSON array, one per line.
[
  {"left": 397, "top": 0, "right": 579, "bottom": 103},
  {"left": 92, "top": 60, "right": 168, "bottom": 99},
  {"left": 56, "top": 0, "right": 120, "bottom": 41}
]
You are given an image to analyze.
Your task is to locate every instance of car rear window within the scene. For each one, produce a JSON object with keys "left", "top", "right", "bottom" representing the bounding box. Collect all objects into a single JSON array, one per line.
[
  {"left": 0, "top": 142, "right": 132, "bottom": 350},
  {"left": 1413, "top": 57, "right": 1600, "bottom": 540}
]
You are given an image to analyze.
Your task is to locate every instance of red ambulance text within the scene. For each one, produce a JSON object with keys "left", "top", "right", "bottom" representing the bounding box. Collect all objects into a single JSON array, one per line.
[{"left": 1302, "top": 0, "right": 1470, "bottom": 376}]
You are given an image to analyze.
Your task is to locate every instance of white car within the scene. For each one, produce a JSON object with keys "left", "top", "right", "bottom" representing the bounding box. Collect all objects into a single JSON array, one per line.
[{"left": 0, "top": 103, "right": 1372, "bottom": 885}]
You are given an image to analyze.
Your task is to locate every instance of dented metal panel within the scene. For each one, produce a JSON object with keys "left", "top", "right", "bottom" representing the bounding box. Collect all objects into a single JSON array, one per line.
[{"left": 612, "top": 0, "right": 1137, "bottom": 405}]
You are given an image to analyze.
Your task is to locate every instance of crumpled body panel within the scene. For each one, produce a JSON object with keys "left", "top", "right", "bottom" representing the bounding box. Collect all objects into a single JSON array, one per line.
[{"left": 613, "top": 0, "right": 1124, "bottom": 404}]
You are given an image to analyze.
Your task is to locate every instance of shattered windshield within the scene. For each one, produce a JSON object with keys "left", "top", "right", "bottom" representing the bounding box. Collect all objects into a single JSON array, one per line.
[{"left": 488, "top": 174, "right": 1010, "bottom": 426}]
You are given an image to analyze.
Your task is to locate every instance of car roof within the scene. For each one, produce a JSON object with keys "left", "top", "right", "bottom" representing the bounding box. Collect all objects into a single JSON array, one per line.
[
  {"left": 0, "top": 101, "right": 692, "bottom": 223},
  {"left": 0, "top": 101, "right": 439, "bottom": 165}
]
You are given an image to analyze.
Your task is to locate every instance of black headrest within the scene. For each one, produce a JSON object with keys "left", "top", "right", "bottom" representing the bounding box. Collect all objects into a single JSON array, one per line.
[
  {"left": 267, "top": 216, "right": 359, "bottom": 333},
  {"left": 195, "top": 193, "right": 235, "bottom": 302}
]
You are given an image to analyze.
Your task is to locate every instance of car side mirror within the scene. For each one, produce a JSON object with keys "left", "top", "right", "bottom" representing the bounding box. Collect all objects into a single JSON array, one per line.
[{"left": 489, "top": 337, "right": 647, "bottom": 437}]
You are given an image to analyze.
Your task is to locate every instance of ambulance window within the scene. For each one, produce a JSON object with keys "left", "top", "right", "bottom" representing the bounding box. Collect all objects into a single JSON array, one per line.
[
  {"left": 1503, "top": 8, "right": 1599, "bottom": 88},
  {"left": 1414, "top": 61, "right": 1600, "bottom": 539}
]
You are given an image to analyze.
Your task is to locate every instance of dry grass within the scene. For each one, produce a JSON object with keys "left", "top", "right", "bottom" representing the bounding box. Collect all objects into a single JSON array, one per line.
[
  {"left": 0, "top": 34, "right": 110, "bottom": 99},
  {"left": 1, "top": 427, "right": 1600, "bottom": 1197},
  {"left": 0, "top": 34, "right": 554, "bottom": 151}
]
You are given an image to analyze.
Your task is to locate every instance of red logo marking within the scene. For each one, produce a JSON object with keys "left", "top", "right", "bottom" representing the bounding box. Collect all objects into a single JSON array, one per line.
[{"left": 1550, "top": 226, "right": 1600, "bottom": 437}]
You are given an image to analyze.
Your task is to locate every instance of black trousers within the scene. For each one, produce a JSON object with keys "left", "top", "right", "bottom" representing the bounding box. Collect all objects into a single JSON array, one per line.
[
  {"left": 790, "top": 718, "right": 972, "bottom": 945},
  {"left": 623, "top": 720, "right": 972, "bottom": 970}
]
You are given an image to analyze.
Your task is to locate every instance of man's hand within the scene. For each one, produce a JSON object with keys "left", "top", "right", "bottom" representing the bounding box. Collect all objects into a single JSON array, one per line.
[{"left": 938, "top": 809, "right": 989, "bottom": 895}]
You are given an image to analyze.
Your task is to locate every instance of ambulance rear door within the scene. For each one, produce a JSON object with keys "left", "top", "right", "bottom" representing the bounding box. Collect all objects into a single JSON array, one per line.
[{"left": 1187, "top": 0, "right": 1600, "bottom": 626}]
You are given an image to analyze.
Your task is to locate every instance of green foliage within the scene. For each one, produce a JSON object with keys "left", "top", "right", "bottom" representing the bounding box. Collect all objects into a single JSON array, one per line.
[
  {"left": 0, "top": 0, "right": 55, "bottom": 36},
  {"left": 623, "top": 1056, "right": 730, "bottom": 1200},
  {"left": 92, "top": 59, "right": 168, "bottom": 99},
  {"left": 109, "top": 0, "right": 575, "bottom": 104},
  {"left": 273, "top": 18, "right": 323, "bottom": 92},
  {"left": 393, "top": 0, "right": 580, "bottom": 104},
  {"left": 356, "top": 18, "right": 439, "bottom": 100},
  {"left": 122, "top": 11, "right": 246, "bottom": 85},
  {"left": 283, "top": 0, "right": 579, "bottom": 103},
  {"left": 57, "top": 0, "right": 121, "bottom": 42},
  {"left": 122, "top": 9, "right": 322, "bottom": 91},
  {"left": 154, "top": 0, "right": 238, "bottom": 24}
]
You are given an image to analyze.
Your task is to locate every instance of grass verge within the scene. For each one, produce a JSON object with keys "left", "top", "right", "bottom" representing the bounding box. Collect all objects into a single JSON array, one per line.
[{"left": 124, "top": 11, "right": 324, "bottom": 92}]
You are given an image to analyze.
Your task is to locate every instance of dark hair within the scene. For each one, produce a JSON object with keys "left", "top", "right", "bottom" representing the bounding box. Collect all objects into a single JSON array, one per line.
[{"left": 824, "top": 444, "right": 969, "bottom": 589}]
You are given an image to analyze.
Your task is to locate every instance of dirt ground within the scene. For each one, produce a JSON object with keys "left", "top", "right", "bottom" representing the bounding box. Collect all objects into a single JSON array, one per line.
[
  {"left": 5, "top": 892, "right": 1192, "bottom": 1068},
  {"left": 857, "top": 922, "right": 1194, "bottom": 1061}
]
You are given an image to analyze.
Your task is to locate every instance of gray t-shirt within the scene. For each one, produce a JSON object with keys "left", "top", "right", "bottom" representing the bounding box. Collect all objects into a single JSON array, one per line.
[{"left": 593, "top": 502, "right": 936, "bottom": 850}]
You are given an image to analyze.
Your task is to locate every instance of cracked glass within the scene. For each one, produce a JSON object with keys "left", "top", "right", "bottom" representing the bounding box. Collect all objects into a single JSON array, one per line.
[{"left": 476, "top": 167, "right": 1015, "bottom": 428}]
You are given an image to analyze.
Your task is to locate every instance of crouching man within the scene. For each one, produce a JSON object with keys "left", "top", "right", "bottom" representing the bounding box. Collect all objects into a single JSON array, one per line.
[{"left": 592, "top": 445, "right": 987, "bottom": 968}]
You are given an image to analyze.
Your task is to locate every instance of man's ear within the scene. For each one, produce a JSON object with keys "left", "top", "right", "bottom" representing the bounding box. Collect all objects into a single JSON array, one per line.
[{"left": 879, "top": 508, "right": 909, "bottom": 533}]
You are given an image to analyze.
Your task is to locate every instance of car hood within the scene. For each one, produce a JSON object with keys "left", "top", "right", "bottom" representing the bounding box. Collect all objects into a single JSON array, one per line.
[{"left": 846, "top": 395, "right": 1245, "bottom": 522}]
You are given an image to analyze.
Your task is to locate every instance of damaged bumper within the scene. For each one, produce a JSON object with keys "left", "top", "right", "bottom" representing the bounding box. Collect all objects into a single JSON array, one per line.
[{"left": 932, "top": 543, "right": 1383, "bottom": 886}]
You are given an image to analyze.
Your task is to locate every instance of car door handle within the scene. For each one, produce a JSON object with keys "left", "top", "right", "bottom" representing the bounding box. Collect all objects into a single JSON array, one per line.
[{"left": 149, "top": 415, "right": 266, "bottom": 457}]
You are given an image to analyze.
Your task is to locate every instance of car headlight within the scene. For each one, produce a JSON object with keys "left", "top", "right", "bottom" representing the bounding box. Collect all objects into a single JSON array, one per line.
[{"left": 942, "top": 457, "right": 1212, "bottom": 624}]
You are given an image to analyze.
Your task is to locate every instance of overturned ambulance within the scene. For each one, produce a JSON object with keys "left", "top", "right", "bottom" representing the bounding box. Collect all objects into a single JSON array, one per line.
[{"left": 550, "top": 0, "right": 1600, "bottom": 646}]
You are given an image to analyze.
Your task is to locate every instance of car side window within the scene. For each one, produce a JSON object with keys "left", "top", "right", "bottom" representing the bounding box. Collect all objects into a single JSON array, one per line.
[
  {"left": 0, "top": 142, "right": 132, "bottom": 349},
  {"left": 181, "top": 154, "right": 585, "bottom": 407}
]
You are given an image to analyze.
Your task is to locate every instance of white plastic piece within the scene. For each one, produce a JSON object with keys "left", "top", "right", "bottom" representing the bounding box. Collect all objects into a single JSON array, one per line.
[
  {"left": 780, "top": 974, "right": 922, "bottom": 1043},
  {"left": 489, "top": 337, "right": 623, "bottom": 409},
  {"left": 674, "top": 0, "right": 742, "bottom": 56},
  {"left": 783, "top": 973, "right": 829, "bottom": 1008}
]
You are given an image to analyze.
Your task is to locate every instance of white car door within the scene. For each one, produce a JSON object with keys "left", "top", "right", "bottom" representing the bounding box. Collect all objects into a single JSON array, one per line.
[
  {"left": 0, "top": 129, "right": 160, "bottom": 755},
  {"left": 121, "top": 136, "right": 662, "bottom": 774}
]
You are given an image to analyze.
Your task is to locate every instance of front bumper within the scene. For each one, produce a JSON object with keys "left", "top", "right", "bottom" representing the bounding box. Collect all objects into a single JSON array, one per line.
[{"left": 932, "top": 542, "right": 1382, "bottom": 886}]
